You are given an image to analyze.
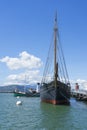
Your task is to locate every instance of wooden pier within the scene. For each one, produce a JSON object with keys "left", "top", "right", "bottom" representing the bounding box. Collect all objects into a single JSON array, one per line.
[{"left": 71, "top": 89, "right": 87, "bottom": 101}]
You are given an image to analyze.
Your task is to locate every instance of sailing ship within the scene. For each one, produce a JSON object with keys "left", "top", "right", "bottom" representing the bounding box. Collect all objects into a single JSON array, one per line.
[{"left": 40, "top": 14, "right": 71, "bottom": 105}]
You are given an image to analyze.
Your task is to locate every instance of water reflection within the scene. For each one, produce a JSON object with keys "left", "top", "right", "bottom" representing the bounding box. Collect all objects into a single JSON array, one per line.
[
  {"left": 40, "top": 102, "right": 71, "bottom": 130},
  {"left": 39, "top": 98, "right": 87, "bottom": 130}
]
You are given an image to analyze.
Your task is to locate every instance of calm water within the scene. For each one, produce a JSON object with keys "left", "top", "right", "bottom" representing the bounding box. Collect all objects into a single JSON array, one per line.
[{"left": 0, "top": 93, "right": 87, "bottom": 130}]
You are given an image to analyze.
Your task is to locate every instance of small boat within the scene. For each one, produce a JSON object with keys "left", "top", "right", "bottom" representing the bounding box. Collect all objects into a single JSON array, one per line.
[
  {"left": 26, "top": 91, "right": 40, "bottom": 97},
  {"left": 14, "top": 84, "right": 40, "bottom": 97},
  {"left": 14, "top": 89, "right": 26, "bottom": 97},
  {"left": 26, "top": 84, "right": 40, "bottom": 97},
  {"left": 40, "top": 13, "right": 71, "bottom": 105}
]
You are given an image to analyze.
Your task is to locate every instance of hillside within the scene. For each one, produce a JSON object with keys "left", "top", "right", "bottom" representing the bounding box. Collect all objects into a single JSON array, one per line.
[{"left": 0, "top": 85, "right": 36, "bottom": 93}]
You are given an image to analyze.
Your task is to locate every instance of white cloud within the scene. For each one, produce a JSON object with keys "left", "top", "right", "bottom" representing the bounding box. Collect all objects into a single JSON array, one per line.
[
  {"left": 0, "top": 51, "right": 43, "bottom": 70},
  {"left": 0, "top": 51, "right": 43, "bottom": 85},
  {"left": 1, "top": 52, "right": 87, "bottom": 88},
  {"left": 4, "top": 70, "right": 42, "bottom": 85}
]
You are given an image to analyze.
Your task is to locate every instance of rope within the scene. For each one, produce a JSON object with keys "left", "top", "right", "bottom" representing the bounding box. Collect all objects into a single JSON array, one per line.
[{"left": 41, "top": 16, "right": 71, "bottom": 87}]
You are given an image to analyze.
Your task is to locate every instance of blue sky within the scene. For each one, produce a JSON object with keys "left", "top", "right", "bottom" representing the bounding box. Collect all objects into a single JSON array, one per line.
[{"left": 0, "top": 0, "right": 87, "bottom": 87}]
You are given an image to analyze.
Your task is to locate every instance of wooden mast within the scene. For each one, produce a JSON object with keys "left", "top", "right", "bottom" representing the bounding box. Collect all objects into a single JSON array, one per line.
[{"left": 54, "top": 13, "right": 58, "bottom": 87}]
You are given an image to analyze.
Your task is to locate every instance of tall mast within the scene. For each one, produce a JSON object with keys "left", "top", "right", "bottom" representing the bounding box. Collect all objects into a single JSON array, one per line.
[{"left": 54, "top": 13, "right": 58, "bottom": 87}]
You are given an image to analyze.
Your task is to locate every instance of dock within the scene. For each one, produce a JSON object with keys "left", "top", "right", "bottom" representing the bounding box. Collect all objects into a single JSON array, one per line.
[{"left": 71, "top": 89, "right": 87, "bottom": 101}]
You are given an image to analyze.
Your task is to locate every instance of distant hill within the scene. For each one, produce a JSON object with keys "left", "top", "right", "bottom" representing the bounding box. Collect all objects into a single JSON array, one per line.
[{"left": 0, "top": 84, "right": 36, "bottom": 93}]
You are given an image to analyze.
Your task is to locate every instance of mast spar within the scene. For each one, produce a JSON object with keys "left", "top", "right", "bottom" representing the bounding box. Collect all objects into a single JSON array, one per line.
[{"left": 54, "top": 13, "right": 58, "bottom": 87}]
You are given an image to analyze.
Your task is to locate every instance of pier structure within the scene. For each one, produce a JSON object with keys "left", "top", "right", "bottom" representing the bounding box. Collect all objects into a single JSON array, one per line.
[{"left": 71, "top": 89, "right": 87, "bottom": 101}]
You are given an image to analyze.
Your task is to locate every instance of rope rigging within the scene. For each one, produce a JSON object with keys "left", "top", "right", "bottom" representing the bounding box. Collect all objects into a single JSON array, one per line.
[
  {"left": 41, "top": 13, "right": 70, "bottom": 87},
  {"left": 41, "top": 30, "right": 70, "bottom": 85}
]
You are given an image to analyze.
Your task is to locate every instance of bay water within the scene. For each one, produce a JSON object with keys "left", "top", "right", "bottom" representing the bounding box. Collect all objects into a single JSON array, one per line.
[{"left": 0, "top": 93, "right": 87, "bottom": 130}]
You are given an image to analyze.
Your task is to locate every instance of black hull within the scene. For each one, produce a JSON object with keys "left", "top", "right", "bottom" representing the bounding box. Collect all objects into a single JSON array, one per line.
[{"left": 40, "top": 81, "right": 70, "bottom": 105}]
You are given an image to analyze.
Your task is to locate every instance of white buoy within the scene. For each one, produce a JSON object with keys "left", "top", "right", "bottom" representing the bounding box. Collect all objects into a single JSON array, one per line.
[
  {"left": 16, "top": 100, "right": 22, "bottom": 105},
  {"left": 17, "top": 96, "right": 19, "bottom": 99}
]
